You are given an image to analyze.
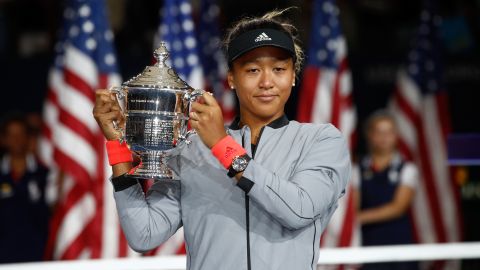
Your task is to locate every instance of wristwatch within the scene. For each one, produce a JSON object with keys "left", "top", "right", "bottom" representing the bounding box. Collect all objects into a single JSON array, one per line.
[{"left": 227, "top": 154, "right": 251, "bottom": 177}]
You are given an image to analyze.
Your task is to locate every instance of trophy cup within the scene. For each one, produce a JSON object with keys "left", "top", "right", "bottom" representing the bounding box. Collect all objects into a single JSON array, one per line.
[{"left": 111, "top": 42, "right": 204, "bottom": 180}]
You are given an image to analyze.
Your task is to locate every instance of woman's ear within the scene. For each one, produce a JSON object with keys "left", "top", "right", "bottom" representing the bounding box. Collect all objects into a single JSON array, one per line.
[{"left": 227, "top": 71, "right": 235, "bottom": 90}]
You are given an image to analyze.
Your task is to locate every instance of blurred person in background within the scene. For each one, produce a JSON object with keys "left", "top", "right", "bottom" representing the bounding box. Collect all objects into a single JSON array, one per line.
[
  {"left": 352, "top": 110, "right": 419, "bottom": 270},
  {"left": 0, "top": 112, "right": 50, "bottom": 263}
]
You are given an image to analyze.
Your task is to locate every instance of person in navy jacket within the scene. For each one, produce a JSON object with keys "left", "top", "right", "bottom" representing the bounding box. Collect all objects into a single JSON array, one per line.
[
  {"left": 353, "top": 110, "right": 419, "bottom": 270},
  {"left": 0, "top": 113, "right": 50, "bottom": 263}
]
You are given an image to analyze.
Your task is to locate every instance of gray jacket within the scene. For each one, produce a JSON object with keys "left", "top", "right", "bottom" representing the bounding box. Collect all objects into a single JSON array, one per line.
[{"left": 112, "top": 116, "right": 351, "bottom": 270}]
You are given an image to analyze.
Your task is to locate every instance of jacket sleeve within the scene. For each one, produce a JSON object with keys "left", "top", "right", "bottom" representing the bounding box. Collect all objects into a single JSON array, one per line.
[
  {"left": 113, "top": 180, "right": 182, "bottom": 252},
  {"left": 241, "top": 124, "right": 351, "bottom": 230}
]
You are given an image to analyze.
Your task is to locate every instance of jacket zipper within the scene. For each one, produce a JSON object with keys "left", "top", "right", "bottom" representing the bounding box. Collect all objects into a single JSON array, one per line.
[{"left": 244, "top": 126, "right": 265, "bottom": 270}]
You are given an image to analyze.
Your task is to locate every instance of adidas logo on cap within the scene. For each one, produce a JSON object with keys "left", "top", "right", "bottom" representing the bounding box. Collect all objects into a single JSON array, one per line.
[{"left": 254, "top": 32, "right": 272, "bottom": 42}]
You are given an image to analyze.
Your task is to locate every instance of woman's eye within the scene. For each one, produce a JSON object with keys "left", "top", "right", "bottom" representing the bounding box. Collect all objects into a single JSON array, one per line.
[
  {"left": 274, "top": 67, "right": 286, "bottom": 72},
  {"left": 247, "top": 68, "right": 259, "bottom": 73}
]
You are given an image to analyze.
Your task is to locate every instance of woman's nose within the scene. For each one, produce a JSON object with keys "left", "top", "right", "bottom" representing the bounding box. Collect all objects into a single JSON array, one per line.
[{"left": 259, "top": 70, "right": 274, "bottom": 89}]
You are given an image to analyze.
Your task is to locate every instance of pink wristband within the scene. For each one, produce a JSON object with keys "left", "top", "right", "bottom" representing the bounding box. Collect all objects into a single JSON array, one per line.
[
  {"left": 211, "top": 136, "right": 247, "bottom": 169},
  {"left": 106, "top": 140, "right": 133, "bottom": 166}
]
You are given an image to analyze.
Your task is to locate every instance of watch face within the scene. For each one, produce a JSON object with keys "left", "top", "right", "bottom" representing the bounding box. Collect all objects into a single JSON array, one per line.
[{"left": 232, "top": 156, "right": 248, "bottom": 171}]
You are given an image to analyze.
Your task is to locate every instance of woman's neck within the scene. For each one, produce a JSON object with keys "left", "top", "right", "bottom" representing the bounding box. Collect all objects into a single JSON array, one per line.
[
  {"left": 238, "top": 111, "right": 283, "bottom": 145},
  {"left": 10, "top": 154, "right": 28, "bottom": 178},
  {"left": 371, "top": 151, "right": 394, "bottom": 171}
]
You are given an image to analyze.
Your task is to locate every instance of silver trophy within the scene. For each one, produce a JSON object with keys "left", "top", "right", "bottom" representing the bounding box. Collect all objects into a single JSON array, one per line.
[{"left": 111, "top": 42, "right": 203, "bottom": 180}]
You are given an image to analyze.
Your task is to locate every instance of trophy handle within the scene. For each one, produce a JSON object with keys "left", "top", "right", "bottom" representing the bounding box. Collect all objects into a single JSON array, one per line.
[
  {"left": 108, "top": 86, "right": 126, "bottom": 143},
  {"left": 178, "top": 89, "right": 209, "bottom": 145}
]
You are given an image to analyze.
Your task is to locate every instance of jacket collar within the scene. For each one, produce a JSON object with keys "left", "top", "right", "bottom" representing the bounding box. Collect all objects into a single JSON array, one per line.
[{"left": 228, "top": 114, "right": 289, "bottom": 130}]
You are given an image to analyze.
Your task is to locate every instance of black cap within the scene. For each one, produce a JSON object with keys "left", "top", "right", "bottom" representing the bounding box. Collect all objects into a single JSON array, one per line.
[{"left": 227, "top": 28, "right": 295, "bottom": 63}]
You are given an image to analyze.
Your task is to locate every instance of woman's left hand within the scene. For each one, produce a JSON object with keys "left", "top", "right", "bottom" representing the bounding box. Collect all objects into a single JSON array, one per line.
[{"left": 189, "top": 92, "right": 228, "bottom": 149}]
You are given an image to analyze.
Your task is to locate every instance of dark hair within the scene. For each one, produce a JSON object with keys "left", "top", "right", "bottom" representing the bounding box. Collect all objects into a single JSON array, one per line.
[
  {"left": 223, "top": 8, "right": 304, "bottom": 75},
  {"left": 0, "top": 112, "right": 32, "bottom": 136}
]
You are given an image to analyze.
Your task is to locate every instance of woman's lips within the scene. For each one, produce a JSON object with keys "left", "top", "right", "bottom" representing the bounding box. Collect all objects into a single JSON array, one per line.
[{"left": 255, "top": 94, "right": 277, "bottom": 102}]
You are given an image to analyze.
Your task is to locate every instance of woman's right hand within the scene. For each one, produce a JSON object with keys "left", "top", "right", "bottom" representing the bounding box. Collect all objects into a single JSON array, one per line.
[{"left": 93, "top": 89, "right": 125, "bottom": 141}]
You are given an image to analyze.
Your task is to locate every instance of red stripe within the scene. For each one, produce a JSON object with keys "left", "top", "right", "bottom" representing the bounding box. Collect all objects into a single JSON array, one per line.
[
  {"left": 64, "top": 68, "right": 95, "bottom": 102},
  {"left": 297, "top": 67, "right": 320, "bottom": 122},
  {"left": 118, "top": 224, "right": 128, "bottom": 257},
  {"left": 90, "top": 134, "right": 105, "bottom": 258},
  {"left": 338, "top": 186, "right": 355, "bottom": 247},
  {"left": 394, "top": 88, "right": 447, "bottom": 243},
  {"left": 58, "top": 107, "right": 97, "bottom": 147}
]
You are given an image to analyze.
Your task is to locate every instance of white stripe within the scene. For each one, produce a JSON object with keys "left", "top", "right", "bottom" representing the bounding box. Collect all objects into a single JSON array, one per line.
[
  {"left": 339, "top": 69, "right": 352, "bottom": 96},
  {"left": 311, "top": 70, "right": 335, "bottom": 124},
  {"left": 339, "top": 108, "right": 356, "bottom": 148},
  {"left": 422, "top": 97, "right": 460, "bottom": 242},
  {"left": 64, "top": 44, "right": 98, "bottom": 87},
  {"left": 59, "top": 84, "right": 99, "bottom": 132},
  {"left": 334, "top": 37, "right": 347, "bottom": 62},
  {"left": 187, "top": 67, "right": 204, "bottom": 90},
  {"left": 54, "top": 193, "right": 96, "bottom": 259},
  {"left": 411, "top": 166, "right": 437, "bottom": 243},
  {"left": 108, "top": 74, "right": 122, "bottom": 89},
  {"left": 54, "top": 124, "right": 97, "bottom": 177},
  {"left": 155, "top": 228, "right": 184, "bottom": 256},
  {"left": 397, "top": 71, "right": 422, "bottom": 113},
  {"left": 389, "top": 100, "right": 418, "bottom": 151}
]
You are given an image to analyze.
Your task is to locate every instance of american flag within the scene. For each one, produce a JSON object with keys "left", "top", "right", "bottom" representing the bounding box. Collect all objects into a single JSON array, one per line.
[
  {"left": 40, "top": 0, "right": 125, "bottom": 259},
  {"left": 388, "top": 6, "right": 461, "bottom": 268},
  {"left": 197, "top": 0, "right": 236, "bottom": 123},
  {"left": 296, "top": 0, "right": 359, "bottom": 261}
]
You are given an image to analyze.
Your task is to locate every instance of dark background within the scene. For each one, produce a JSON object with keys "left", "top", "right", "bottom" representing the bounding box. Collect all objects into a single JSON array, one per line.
[{"left": 0, "top": 0, "right": 479, "bottom": 263}]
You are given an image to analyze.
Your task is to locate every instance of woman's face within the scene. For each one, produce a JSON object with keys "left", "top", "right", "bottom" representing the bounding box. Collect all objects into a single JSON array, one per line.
[
  {"left": 228, "top": 46, "right": 295, "bottom": 122},
  {"left": 367, "top": 118, "right": 398, "bottom": 155}
]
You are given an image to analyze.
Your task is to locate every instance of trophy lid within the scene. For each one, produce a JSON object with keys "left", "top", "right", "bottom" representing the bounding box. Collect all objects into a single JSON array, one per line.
[{"left": 123, "top": 42, "right": 193, "bottom": 90}]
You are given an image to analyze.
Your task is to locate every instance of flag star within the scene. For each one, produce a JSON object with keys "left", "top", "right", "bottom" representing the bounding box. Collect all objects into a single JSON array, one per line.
[
  {"left": 174, "top": 57, "right": 184, "bottom": 68},
  {"left": 69, "top": 26, "right": 79, "bottom": 37},
  {"left": 104, "top": 30, "right": 113, "bottom": 41},
  {"left": 86, "top": 38, "right": 96, "bottom": 50},
  {"left": 83, "top": 21, "right": 94, "bottom": 33},
  {"left": 323, "top": 1, "right": 333, "bottom": 13},
  {"left": 185, "top": 37, "right": 196, "bottom": 49},
  {"left": 187, "top": 54, "right": 198, "bottom": 66},
  {"left": 173, "top": 40, "right": 183, "bottom": 51},
  {"left": 171, "top": 23, "right": 180, "bottom": 34},
  {"left": 105, "top": 53, "right": 115, "bottom": 65},
  {"left": 170, "top": 6, "right": 178, "bottom": 16},
  {"left": 159, "top": 25, "right": 169, "bottom": 36},
  {"left": 317, "top": 50, "right": 327, "bottom": 61},
  {"left": 182, "top": 19, "right": 194, "bottom": 32},
  {"left": 208, "top": 5, "right": 219, "bottom": 17},
  {"left": 180, "top": 2, "right": 191, "bottom": 14},
  {"left": 79, "top": 5, "right": 91, "bottom": 17},
  {"left": 320, "top": 26, "right": 330, "bottom": 37}
]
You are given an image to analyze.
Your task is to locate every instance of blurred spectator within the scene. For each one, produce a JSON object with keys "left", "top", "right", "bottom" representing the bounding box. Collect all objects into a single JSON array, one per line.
[
  {"left": 352, "top": 110, "right": 419, "bottom": 270},
  {"left": 0, "top": 112, "right": 50, "bottom": 263}
]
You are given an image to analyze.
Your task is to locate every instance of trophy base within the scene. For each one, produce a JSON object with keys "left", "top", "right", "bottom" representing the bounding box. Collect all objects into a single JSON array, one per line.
[{"left": 127, "top": 150, "right": 177, "bottom": 181}]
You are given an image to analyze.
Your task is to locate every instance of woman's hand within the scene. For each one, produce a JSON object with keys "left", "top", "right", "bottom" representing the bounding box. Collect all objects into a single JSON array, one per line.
[
  {"left": 189, "top": 92, "right": 228, "bottom": 149},
  {"left": 93, "top": 89, "right": 125, "bottom": 141}
]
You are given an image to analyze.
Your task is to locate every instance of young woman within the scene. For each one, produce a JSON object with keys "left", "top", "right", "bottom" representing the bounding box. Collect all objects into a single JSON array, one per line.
[
  {"left": 94, "top": 10, "right": 351, "bottom": 270},
  {"left": 353, "top": 111, "right": 418, "bottom": 270}
]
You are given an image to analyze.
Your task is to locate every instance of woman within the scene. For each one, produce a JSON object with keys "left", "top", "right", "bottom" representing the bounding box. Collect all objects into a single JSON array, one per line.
[
  {"left": 94, "top": 10, "right": 351, "bottom": 270},
  {"left": 353, "top": 111, "right": 418, "bottom": 270},
  {"left": 0, "top": 113, "right": 50, "bottom": 263}
]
